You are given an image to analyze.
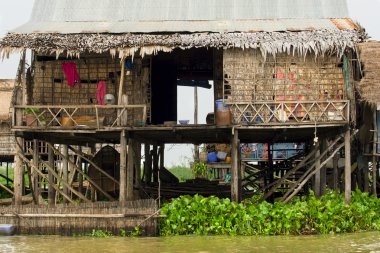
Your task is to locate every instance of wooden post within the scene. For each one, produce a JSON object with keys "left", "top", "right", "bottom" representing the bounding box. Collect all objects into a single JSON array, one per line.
[
  {"left": 119, "top": 130, "right": 127, "bottom": 204},
  {"left": 345, "top": 128, "right": 351, "bottom": 204},
  {"left": 117, "top": 58, "right": 125, "bottom": 126},
  {"left": 320, "top": 139, "right": 327, "bottom": 195},
  {"left": 32, "top": 139, "right": 39, "bottom": 204},
  {"left": 134, "top": 141, "right": 141, "bottom": 192},
  {"left": 231, "top": 128, "right": 241, "bottom": 202},
  {"left": 77, "top": 147, "right": 83, "bottom": 195},
  {"left": 194, "top": 87, "right": 199, "bottom": 162},
  {"left": 14, "top": 138, "right": 24, "bottom": 205},
  {"left": 48, "top": 143, "right": 55, "bottom": 206},
  {"left": 127, "top": 139, "right": 134, "bottom": 201},
  {"left": 333, "top": 151, "right": 339, "bottom": 191},
  {"left": 313, "top": 149, "right": 321, "bottom": 197},
  {"left": 152, "top": 145, "right": 159, "bottom": 183},
  {"left": 372, "top": 109, "right": 378, "bottom": 196},
  {"left": 267, "top": 143, "right": 274, "bottom": 202},
  {"left": 62, "top": 145, "right": 69, "bottom": 203},
  {"left": 144, "top": 144, "right": 152, "bottom": 184}
]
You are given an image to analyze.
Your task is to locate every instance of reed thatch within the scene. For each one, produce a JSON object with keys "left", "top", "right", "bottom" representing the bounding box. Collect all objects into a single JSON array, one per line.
[
  {"left": 357, "top": 41, "right": 380, "bottom": 105},
  {"left": 0, "top": 29, "right": 362, "bottom": 59}
]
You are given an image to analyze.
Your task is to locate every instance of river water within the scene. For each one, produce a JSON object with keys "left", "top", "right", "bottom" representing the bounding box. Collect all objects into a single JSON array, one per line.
[{"left": 1, "top": 232, "right": 380, "bottom": 253}]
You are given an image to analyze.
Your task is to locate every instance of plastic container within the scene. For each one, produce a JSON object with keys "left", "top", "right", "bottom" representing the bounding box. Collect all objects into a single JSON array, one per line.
[
  {"left": 215, "top": 109, "right": 231, "bottom": 126},
  {"left": 215, "top": 99, "right": 229, "bottom": 110},
  {"left": 217, "top": 151, "right": 227, "bottom": 161},
  {"left": 0, "top": 224, "right": 15, "bottom": 236},
  {"left": 207, "top": 152, "right": 218, "bottom": 163}
]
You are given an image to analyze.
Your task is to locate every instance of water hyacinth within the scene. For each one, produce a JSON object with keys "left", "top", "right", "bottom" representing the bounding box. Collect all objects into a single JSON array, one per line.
[{"left": 160, "top": 190, "right": 380, "bottom": 236}]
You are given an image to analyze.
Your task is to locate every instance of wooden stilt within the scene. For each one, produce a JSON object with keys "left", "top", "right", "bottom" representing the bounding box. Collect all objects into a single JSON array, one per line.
[
  {"left": 267, "top": 143, "right": 274, "bottom": 202},
  {"left": 127, "top": 139, "right": 134, "bottom": 201},
  {"left": 47, "top": 143, "right": 115, "bottom": 201},
  {"left": 314, "top": 149, "right": 321, "bottom": 197},
  {"left": 134, "top": 141, "right": 142, "bottom": 191},
  {"left": 78, "top": 147, "right": 83, "bottom": 195},
  {"left": 119, "top": 130, "right": 127, "bottom": 204},
  {"left": 231, "top": 129, "right": 241, "bottom": 202},
  {"left": 14, "top": 80, "right": 24, "bottom": 205},
  {"left": 48, "top": 143, "right": 55, "bottom": 207},
  {"left": 33, "top": 139, "right": 40, "bottom": 204},
  {"left": 62, "top": 145, "right": 69, "bottom": 203},
  {"left": 320, "top": 139, "right": 327, "bottom": 195},
  {"left": 345, "top": 128, "right": 351, "bottom": 204},
  {"left": 372, "top": 109, "right": 378, "bottom": 196},
  {"left": 14, "top": 137, "right": 24, "bottom": 206},
  {"left": 333, "top": 152, "right": 339, "bottom": 191},
  {"left": 6, "top": 162, "right": 9, "bottom": 187},
  {"left": 144, "top": 144, "right": 152, "bottom": 184},
  {"left": 152, "top": 145, "right": 158, "bottom": 183}
]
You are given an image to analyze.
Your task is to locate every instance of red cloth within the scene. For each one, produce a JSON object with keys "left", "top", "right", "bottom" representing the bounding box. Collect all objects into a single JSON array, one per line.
[
  {"left": 97, "top": 81, "right": 107, "bottom": 105},
  {"left": 62, "top": 62, "right": 80, "bottom": 88}
]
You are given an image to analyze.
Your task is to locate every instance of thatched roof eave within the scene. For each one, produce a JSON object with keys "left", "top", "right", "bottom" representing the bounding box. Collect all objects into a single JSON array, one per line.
[{"left": 0, "top": 30, "right": 364, "bottom": 59}]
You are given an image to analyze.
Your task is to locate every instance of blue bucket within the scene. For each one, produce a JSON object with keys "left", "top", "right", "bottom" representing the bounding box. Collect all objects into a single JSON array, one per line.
[
  {"left": 216, "top": 99, "right": 228, "bottom": 111},
  {"left": 207, "top": 152, "right": 218, "bottom": 163}
]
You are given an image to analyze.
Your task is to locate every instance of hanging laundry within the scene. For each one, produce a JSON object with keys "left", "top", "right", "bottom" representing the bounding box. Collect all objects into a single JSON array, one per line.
[
  {"left": 97, "top": 81, "right": 107, "bottom": 105},
  {"left": 62, "top": 62, "right": 81, "bottom": 88}
]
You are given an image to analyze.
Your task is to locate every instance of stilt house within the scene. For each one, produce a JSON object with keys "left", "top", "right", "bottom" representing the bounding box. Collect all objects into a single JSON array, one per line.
[{"left": 0, "top": 0, "right": 377, "bottom": 234}]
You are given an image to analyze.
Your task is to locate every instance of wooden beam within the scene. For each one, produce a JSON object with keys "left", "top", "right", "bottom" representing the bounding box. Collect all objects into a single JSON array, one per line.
[
  {"left": 62, "top": 145, "right": 69, "bottom": 203},
  {"left": 333, "top": 152, "right": 339, "bottom": 191},
  {"left": 127, "top": 139, "right": 134, "bottom": 201},
  {"left": 152, "top": 145, "right": 158, "bottom": 183},
  {"left": 345, "top": 128, "right": 351, "bottom": 204},
  {"left": 231, "top": 128, "right": 241, "bottom": 202},
  {"left": 262, "top": 144, "right": 318, "bottom": 201},
  {"left": 46, "top": 144, "right": 115, "bottom": 201},
  {"left": 144, "top": 144, "right": 152, "bottom": 184},
  {"left": 120, "top": 130, "right": 127, "bottom": 204},
  {"left": 118, "top": 58, "right": 126, "bottom": 126},
  {"left": 313, "top": 149, "right": 321, "bottom": 197},
  {"left": 283, "top": 141, "right": 345, "bottom": 203},
  {"left": 320, "top": 138, "right": 327, "bottom": 195},
  {"left": 14, "top": 137, "right": 24, "bottom": 205},
  {"left": 48, "top": 143, "right": 55, "bottom": 207},
  {"left": 17, "top": 151, "right": 76, "bottom": 204},
  {"left": 134, "top": 141, "right": 142, "bottom": 191},
  {"left": 33, "top": 139, "right": 40, "bottom": 204},
  {"left": 67, "top": 145, "right": 119, "bottom": 185}
]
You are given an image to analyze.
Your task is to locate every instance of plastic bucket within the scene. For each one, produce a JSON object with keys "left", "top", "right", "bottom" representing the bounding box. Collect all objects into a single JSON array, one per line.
[{"left": 207, "top": 152, "right": 218, "bottom": 163}]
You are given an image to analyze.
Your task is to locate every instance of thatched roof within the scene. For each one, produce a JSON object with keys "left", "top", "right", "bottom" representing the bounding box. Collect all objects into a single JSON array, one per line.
[
  {"left": 357, "top": 42, "right": 380, "bottom": 105},
  {"left": 0, "top": 29, "right": 363, "bottom": 59},
  {"left": 0, "top": 0, "right": 364, "bottom": 58}
]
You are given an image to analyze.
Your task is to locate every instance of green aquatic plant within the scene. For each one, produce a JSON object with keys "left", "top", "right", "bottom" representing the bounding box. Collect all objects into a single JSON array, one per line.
[
  {"left": 191, "top": 162, "right": 208, "bottom": 179},
  {"left": 89, "top": 229, "right": 113, "bottom": 237},
  {"left": 160, "top": 190, "right": 380, "bottom": 236}
]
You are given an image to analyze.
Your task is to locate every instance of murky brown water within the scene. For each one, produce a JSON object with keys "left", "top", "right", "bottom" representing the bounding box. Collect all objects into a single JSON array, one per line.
[{"left": 1, "top": 232, "right": 380, "bottom": 253}]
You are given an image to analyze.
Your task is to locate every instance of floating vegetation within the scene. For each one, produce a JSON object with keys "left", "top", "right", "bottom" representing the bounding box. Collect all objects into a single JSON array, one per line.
[{"left": 160, "top": 190, "right": 380, "bottom": 236}]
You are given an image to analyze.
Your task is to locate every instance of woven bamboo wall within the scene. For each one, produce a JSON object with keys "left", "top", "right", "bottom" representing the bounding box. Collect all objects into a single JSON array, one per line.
[
  {"left": 223, "top": 49, "right": 346, "bottom": 102},
  {"left": 0, "top": 199, "right": 158, "bottom": 236},
  {"left": 32, "top": 56, "right": 151, "bottom": 124},
  {"left": 0, "top": 133, "right": 15, "bottom": 157},
  {"left": 358, "top": 42, "right": 380, "bottom": 104}
]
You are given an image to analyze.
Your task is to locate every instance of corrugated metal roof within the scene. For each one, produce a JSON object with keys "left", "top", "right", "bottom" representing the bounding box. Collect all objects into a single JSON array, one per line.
[
  {"left": 12, "top": 0, "right": 351, "bottom": 34},
  {"left": 13, "top": 19, "right": 356, "bottom": 34}
]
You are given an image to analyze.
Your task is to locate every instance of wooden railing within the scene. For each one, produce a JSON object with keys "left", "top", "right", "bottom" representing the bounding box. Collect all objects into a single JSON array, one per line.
[
  {"left": 12, "top": 104, "right": 147, "bottom": 130},
  {"left": 227, "top": 100, "right": 349, "bottom": 124}
]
